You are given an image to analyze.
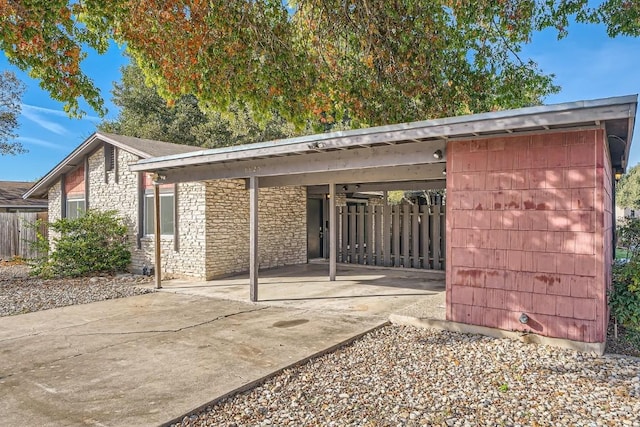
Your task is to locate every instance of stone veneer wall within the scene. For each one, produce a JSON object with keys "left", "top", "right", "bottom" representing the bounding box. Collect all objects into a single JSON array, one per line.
[
  {"left": 48, "top": 146, "right": 208, "bottom": 279},
  {"left": 133, "top": 181, "right": 207, "bottom": 278},
  {"left": 47, "top": 145, "right": 306, "bottom": 280},
  {"left": 446, "top": 129, "right": 611, "bottom": 343},
  {"left": 205, "top": 179, "right": 307, "bottom": 279}
]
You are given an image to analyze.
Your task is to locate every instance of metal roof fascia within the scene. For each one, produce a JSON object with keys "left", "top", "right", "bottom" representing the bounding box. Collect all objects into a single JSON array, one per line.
[{"left": 131, "top": 95, "right": 638, "bottom": 172}]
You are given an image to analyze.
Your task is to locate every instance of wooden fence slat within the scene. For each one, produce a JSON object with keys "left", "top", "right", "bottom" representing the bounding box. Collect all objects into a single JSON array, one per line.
[
  {"left": 349, "top": 205, "right": 356, "bottom": 263},
  {"left": 393, "top": 206, "right": 400, "bottom": 267},
  {"left": 357, "top": 205, "right": 365, "bottom": 264},
  {"left": 365, "top": 206, "right": 374, "bottom": 265},
  {"left": 383, "top": 202, "right": 391, "bottom": 267},
  {"left": 412, "top": 203, "right": 420, "bottom": 268},
  {"left": 421, "top": 205, "right": 430, "bottom": 269},
  {"left": 341, "top": 206, "right": 348, "bottom": 262},
  {"left": 402, "top": 204, "right": 410, "bottom": 267},
  {"left": 432, "top": 205, "right": 442, "bottom": 270},
  {"left": 375, "top": 206, "right": 382, "bottom": 266}
]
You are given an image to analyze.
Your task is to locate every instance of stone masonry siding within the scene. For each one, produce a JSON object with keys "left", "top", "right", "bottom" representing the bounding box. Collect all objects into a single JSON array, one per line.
[
  {"left": 446, "top": 129, "right": 610, "bottom": 343},
  {"left": 47, "top": 145, "right": 306, "bottom": 280},
  {"left": 46, "top": 181, "right": 62, "bottom": 244},
  {"left": 47, "top": 181, "right": 62, "bottom": 224},
  {"left": 135, "top": 181, "right": 207, "bottom": 278},
  {"left": 49, "top": 146, "right": 208, "bottom": 279},
  {"left": 205, "top": 180, "right": 307, "bottom": 279}
]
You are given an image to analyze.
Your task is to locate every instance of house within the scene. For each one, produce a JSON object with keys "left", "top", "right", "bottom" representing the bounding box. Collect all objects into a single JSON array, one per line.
[
  {"left": 24, "top": 133, "right": 308, "bottom": 279},
  {"left": 0, "top": 181, "right": 47, "bottom": 212},
  {"left": 615, "top": 205, "right": 639, "bottom": 220},
  {"left": 25, "top": 95, "right": 637, "bottom": 350}
]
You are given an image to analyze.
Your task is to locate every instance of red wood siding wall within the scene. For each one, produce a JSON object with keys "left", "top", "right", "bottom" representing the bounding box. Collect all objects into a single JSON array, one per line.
[
  {"left": 445, "top": 129, "right": 611, "bottom": 343},
  {"left": 64, "top": 164, "right": 85, "bottom": 196}
]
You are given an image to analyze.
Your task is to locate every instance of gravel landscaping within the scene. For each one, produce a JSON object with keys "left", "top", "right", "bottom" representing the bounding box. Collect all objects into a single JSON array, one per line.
[
  {"left": 177, "top": 325, "right": 640, "bottom": 427},
  {"left": 0, "top": 262, "right": 153, "bottom": 317},
  {"left": 2, "top": 261, "right": 639, "bottom": 426}
]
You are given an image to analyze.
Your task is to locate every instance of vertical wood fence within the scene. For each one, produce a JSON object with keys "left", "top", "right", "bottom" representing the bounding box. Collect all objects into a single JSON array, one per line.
[
  {"left": 337, "top": 203, "right": 445, "bottom": 270},
  {"left": 0, "top": 212, "right": 48, "bottom": 259}
]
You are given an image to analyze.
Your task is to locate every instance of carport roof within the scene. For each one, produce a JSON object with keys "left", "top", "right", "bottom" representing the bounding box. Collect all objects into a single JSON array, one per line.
[{"left": 130, "top": 95, "right": 637, "bottom": 175}]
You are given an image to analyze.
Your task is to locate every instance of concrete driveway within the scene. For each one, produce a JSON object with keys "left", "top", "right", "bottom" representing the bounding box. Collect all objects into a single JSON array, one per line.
[
  {"left": 0, "top": 292, "right": 384, "bottom": 426},
  {"left": 0, "top": 264, "right": 445, "bottom": 426}
]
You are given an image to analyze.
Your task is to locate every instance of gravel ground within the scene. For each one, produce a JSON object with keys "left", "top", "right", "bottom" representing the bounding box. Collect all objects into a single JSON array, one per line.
[
  {"left": 177, "top": 325, "right": 640, "bottom": 427},
  {"left": 0, "top": 262, "right": 153, "bottom": 317},
  {"left": 2, "top": 262, "right": 639, "bottom": 426}
]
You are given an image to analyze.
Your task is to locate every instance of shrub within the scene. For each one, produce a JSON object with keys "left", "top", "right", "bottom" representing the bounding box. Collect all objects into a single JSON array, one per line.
[
  {"left": 610, "top": 218, "right": 640, "bottom": 347},
  {"left": 31, "top": 210, "right": 131, "bottom": 278},
  {"left": 617, "top": 217, "right": 640, "bottom": 260}
]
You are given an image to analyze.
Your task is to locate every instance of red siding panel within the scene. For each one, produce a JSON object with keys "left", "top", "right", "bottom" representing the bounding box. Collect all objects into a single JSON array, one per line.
[{"left": 446, "top": 129, "right": 610, "bottom": 343}]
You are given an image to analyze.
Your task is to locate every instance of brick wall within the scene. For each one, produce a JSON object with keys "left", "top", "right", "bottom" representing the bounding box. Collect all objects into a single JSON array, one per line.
[{"left": 446, "top": 129, "right": 611, "bottom": 343}]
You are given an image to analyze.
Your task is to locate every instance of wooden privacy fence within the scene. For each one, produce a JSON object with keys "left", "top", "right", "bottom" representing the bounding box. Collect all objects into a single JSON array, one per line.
[
  {"left": 337, "top": 203, "right": 445, "bottom": 270},
  {"left": 0, "top": 212, "right": 48, "bottom": 259}
]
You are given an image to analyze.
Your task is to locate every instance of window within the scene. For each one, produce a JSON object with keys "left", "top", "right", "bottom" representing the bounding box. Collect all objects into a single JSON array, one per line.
[
  {"left": 64, "top": 164, "right": 86, "bottom": 219},
  {"left": 67, "top": 198, "right": 86, "bottom": 219},
  {"left": 144, "top": 192, "right": 175, "bottom": 235}
]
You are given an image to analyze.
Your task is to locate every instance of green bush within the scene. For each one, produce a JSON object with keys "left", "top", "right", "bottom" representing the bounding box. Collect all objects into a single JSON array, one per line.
[
  {"left": 610, "top": 217, "right": 640, "bottom": 347},
  {"left": 30, "top": 210, "right": 131, "bottom": 278}
]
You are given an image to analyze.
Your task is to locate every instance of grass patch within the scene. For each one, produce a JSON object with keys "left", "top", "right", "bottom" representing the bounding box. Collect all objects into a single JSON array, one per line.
[{"left": 616, "top": 247, "right": 631, "bottom": 260}]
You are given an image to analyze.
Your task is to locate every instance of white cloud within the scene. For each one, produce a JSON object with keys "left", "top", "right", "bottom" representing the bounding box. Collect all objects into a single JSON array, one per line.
[
  {"left": 20, "top": 104, "right": 101, "bottom": 135},
  {"left": 16, "top": 136, "right": 67, "bottom": 151}
]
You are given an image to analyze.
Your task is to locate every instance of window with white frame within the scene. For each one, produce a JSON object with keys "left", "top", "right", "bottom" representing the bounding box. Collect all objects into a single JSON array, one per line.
[
  {"left": 66, "top": 197, "right": 86, "bottom": 219},
  {"left": 144, "top": 191, "right": 175, "bottom": 235}
]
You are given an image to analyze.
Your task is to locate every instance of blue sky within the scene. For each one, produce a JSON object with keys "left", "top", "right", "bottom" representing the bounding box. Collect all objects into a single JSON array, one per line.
[{"left": 0, "top": 21, "right": 639, "bottom": 182}]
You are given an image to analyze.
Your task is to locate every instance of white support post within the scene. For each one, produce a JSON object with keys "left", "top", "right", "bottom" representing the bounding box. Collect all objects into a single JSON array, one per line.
[
  {"left": 329, "top": 182, "right": 336, "bottom": 281},
  {"left": 249, "top": 175, "right": 259, "bottom": 301},
  {"left": 154, "top": 183, "right": 162, "bottom": 289}
]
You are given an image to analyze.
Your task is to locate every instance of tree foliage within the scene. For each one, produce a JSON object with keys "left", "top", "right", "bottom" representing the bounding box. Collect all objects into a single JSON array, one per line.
[
  {"left": 616, "top": 164, "right": 640, "bottom": 209},
  {"left": 0, "top": 70, "right": 26, "bottom": 155},
  {"left": 99, "top": 62, "right": 297, "bottom": 147},
  {"left": 1, "top": 1, "right": 638, "bottom": 124}
]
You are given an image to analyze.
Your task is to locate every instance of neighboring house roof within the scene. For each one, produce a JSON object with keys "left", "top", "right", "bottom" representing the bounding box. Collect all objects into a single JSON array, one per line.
[
  {"left": 0, "top": 181, "right": 47, "bottom": 209},
  {"left": 131, "top": 95, "right": 637, "bottom": 177},
  {"left": 24, "top": 132, "right": 202, "bottom": 199}
]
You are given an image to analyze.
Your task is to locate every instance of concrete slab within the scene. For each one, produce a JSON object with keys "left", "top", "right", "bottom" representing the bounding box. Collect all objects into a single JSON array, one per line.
[
  {"left": 154, "top": 263, "right": 446, "bottom": 319},
  {"left": 0, "top": 292, "right": 383, "bottom": 426}
]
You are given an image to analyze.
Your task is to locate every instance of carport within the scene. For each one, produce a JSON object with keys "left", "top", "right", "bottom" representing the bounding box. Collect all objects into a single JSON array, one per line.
[
  {"left": 130, "top": 95, "right": 637, "bottom": 348},
  {"left": 130, "top": 120, "right": 450, "bottom": 300}
]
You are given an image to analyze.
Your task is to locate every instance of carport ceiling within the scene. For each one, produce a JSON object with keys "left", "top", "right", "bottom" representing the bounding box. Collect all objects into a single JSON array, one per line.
[{"left": 130, "top": 95, "right": 637, "bottom": 184}]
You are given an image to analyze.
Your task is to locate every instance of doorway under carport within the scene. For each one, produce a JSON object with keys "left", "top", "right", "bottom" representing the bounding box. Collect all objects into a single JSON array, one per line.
[{"left": 306, "top": 182, "right": 447, "bottom": 270}]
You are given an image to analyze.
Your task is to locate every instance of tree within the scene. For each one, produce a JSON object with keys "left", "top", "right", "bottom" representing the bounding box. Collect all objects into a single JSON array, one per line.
[
  {"left": 616, "top": 164, "right": 640, "bottom": 209},
  {"left": 99, "top": 62, "right": 208, "bottom": 146},
  {"left": 1, "top": 1, "right": 638, "bottom": 124},
  {"left": 0, "top": 70, "right": 26, "bottom": 155},
  {"left": 100, "top": 62, "right": 296, "bottom": 147}
]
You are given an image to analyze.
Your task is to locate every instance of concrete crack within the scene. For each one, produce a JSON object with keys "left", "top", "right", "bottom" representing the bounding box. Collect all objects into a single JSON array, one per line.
[
  {"left": 60, "top": 306, "right": 270, "bottom": 337},
  {"left": 0, "top": 306, "right": 269, "bottom": 343}
]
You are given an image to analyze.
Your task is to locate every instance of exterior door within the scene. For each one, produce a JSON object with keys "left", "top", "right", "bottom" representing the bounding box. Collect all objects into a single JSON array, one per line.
[{"left": 307, "top": 198, "right": 323, "bottom": 259}]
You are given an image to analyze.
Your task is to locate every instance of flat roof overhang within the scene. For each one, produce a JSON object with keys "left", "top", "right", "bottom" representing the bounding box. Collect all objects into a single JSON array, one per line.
[{"left": 130, "top": 95, "right": 637, "bottom": 187}]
